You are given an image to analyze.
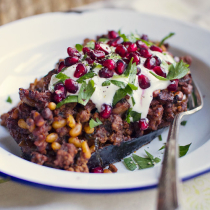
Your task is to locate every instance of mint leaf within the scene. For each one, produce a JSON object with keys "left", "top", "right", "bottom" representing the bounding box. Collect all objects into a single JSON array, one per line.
[
  {"left": 56, "top": 95, "right": 78, "bottom": 108},
  {"left": 125, "top": 108, "right": 132, "bottom": 123},
  {"left": 110, "top": 80, "right": 126, "bottom": 88},
  {"left": 159, "top": 145, "right": 165, "bottom": 151},
  {"left": 75, "top": 44, "right": 83, "bottom": 52},
  {"left": 86, "top": 41, "right": 95, "bottom": 49},
  {"left": 112, "top": 88, "right": 127, "bottom": 106},
  {"left": 6, "top": 96, "right": 12, "bottom": 104},
  {"left": 119, "top": 33, "right": 130, "bottom": 42},
  {"left": 123, "top": 157, "right": 137, "bottom": 171},
  {"left": 150, "top": 71, "right": 168, "bottom": 81},
  {"left": 89, "top": 117, "right": 102, "bottom": 129},
  {"left": 78, "top": 80, "right": 95, "bottom": 106},
  {"left": 130, "top": 111, "right": 141, "bottom": 122},
  {"left": 140, "top": 39, "right": 153, "bottom": 47},
  {"left": 159, "top": 32, "right": 175, "bottom": 47},
  {"left": 145, "top": 150, "right": 155, "bottom": 161},
  {"left": 127, "top": 83, "right": 138, "bottom": 90},
  {"left": 123, "top": 58, "right": 134, "bottom": 77},
  {"left": 82, "top": 54, "right": 87, "bottom": 61},
  {"left": 158, "top": 135, "right": 162, "bottom": 141},
  {"left": 132, "top": 154, "right": 153, "bottom": 169},
  {"left": 128, "top": 62, "right": 137, "bottom": 84},
  {"left": 179, "top": 143, "right": 191, "bottom": 157},
  {"left": 92, "top": 63, "right": 103, "bottom": 70},
  {"left": 55, "top": 72, "right": 70, "bottom": 82},
  {"left": 102, "top": 80, "right": 111, "bottom": 86},
  {"left": 181, "top": 121, "right": 187, "bottom": 126},
  {"left": 76, "top": 72, "right": 96, "bottom": 83},
  {"left": 98, "top": 38, "right": 109, "bottom": 42},
  {"left": 107, "top": 53, "right": 121, "bottom": 61},
  {"left": 131, "top": 96, "right": 135, "bottom": 106}
]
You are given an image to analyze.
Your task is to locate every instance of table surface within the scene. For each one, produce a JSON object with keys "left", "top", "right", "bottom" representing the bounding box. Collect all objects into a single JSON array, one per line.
[{"left": 1, "top": 0, "right": 210, "bottom": 209}]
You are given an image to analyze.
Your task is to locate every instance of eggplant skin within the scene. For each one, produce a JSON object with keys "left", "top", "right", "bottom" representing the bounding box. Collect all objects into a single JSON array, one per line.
[{"left": 87, "top": 127, "right": 166, "bottom": 169}]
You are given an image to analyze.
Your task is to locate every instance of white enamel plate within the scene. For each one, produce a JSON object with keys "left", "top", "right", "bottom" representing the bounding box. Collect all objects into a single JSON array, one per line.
[{"left": 0, "top": 9, "right": 210, "bottom": 192}]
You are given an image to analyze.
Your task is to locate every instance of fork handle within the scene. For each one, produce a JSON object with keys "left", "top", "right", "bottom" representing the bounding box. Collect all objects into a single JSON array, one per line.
[{"left": 157, "top": 114, "right": 182, "bottom": 210}]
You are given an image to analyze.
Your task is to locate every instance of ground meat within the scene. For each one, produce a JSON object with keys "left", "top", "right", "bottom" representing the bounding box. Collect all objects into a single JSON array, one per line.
[
  {"left": 110, "top": 114, "right": 123, "bottom": 132},
  {"left": 31, "top": 152, "right": 48, "bottom": 165},
  {"left": 112, "top": 99, "right": 130, "bottom": 115},
  {"left": 94, "top": 125, "right": 110, "bottom": 144},
  {"left": 158, "top": 90, "right": 174, "bottom": 104}
]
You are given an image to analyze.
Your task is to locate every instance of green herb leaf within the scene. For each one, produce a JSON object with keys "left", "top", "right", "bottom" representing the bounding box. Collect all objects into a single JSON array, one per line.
[
  {"left": 145, "top": 150, "right": 154, "bottom": 161},
  {"left": 123, "top": 157, "right": 137, "bottom": 171},
  {"left": 112, "top": 88, "right": 127, "bottom": 106},
  {"left": 107, "top": 53, "right": 122, "bottom": 61},
  {"left": 179, "top": 143, "right": 191, "bottom": 157},
  {"left": 159, "top": 32, "right": 175, "bottom": 47},
  {"left": 119, "top": 33, "right": 130, "bottom": 42},
  {"left": 92, "top": 63, "right": 103, "bottom": 70},
  {"left": 159, "top": 145, "right": 165, "bottom": 151},
  {"left": 56, "top": 95, "right": 78, "bottom": 108},
  {"left": 76, "top": 72, "right": 97, "bottom": 83},
  {"left": 102, "top": 80, "right": 111, "bottom": 86},
  {"left": 150, "top": 71, "right": 168, "bottom": 81},
  {"left": 140, "top": 39, "right": 153, "bottom": 47},
  {"left": 123, "top": 58, "right": 134, "bottom": 77},
  {"left": 75, "top": 44, "right": 83, "bottom": 52},
  {"left": 128, "top": 62, "right": 137, "bottom": 85},
  {"left": 181, "top": 121, "right": 187, "bottom": 126},
  {"left": 78, "top": 80, "right": 95, "bottom": 106},
  {"left": 127, "top": 83, "right": 138, "bottom": 90},
  {"left": 131, "top": 96, "right": 135, "bottom": 106},
  {"left": 89, "top": 117, "right": 103, "bottom": 129},
  {"left": 82, "top": 54, "right": 87, "bottom": 61},
  {"left": 130, "top": 111, "right": 141, "bottom": 122},
  {"left": 158, "top": 135, "right": 162, "bottom": 141},
  {"left": 86, "top": 41, "right": 95, "bottom": 49},
  {"left": 132, "top": 154, "right": 153, "bottom": 169},
  {"left": 125, "top": 108, "right": 132, "bottom": 123},
  {"left": 110, "top": 80, "right": 126, "bottom": 88},
  {"left": 98, "top": 38, "right": 109, "bottom": 42},
  {"left": 55, "top": 72, "right": 70, "bottom": 82},
  {"left": 6, "top": 96, "right": 12, "bottom": 104}
]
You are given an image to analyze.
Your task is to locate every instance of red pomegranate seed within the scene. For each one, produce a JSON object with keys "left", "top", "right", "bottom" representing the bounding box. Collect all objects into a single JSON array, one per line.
[
  {"left": 153, "top": 66, "right": 166, "bottom": 78},
  {"left": 139, "top": 118, "right": 149, "bottom": 130},
  {"left": 150, "top": 45, "right": 163, "bottom": 53},
  {"left": 85, "top": 57, "right": 95, "bottom": 64},
  {"left": 82, "top": 47, "right": 91, "bottom": 55},
  {"left": 136, "top": 66, "right": 141, "bottom": 75},
  {"left": 64, "top": 79, "right": 79, "bottom": 93},
  {"left": 107, "top": 37, "right": 123, "bottom": 47},
  {"left": 95, "top": 42, "right": 110, "bottom": 55},
  {"left": 136, "top": 40, "right": 148, "bottom": 49},
  {"left": 144, "top": 56, "right": 161, "bottom": 69},
  {"left": 127, "top": 52, "right": 140, "bottom": 65},
  {"left": 99, "top": 68, "right": 114, "bottom": 78},
  {"left": 90, "top": 50, "right": 105, "bottom": 60},
  {"left": 108, "top": 30, "right": 119, "bottom": 39},
  {"left": 100, "top": 104, "right": 112, "bottom": 118},
  {"left": 167, "top": 79, "right": 179, "bottom": 91},
  {"left": 57, "top": 61, "right": 66, "bottom": 73},
  {"left": 154, "top": 56, "right": 161, "bottom": 66},
  {"left": 115, "top": 44, "right": 128, "bottom": 57},
  {"left": 53, "top": 83, "right": 67, "bottom": 103},
  {"left": 138, "top": 74, "right": 151, "bottom": 89},
  {"left": 127, "top": 43, "right": 137, "bottom": 53},
  {"left": 91, "top": 166, "right": 103, "bottom": 173},
  {"left": 67, "top": 47, "right": 81, "bottom": 57},
  {"left": 64, "top": 56, "right": 79, "bottom": 66},
  {"left": 74, "top": 63, "right": 87, "bottom": 78},
  {"left": 140, "top": 34, "right": 149, "bottom": 41},
  {"left": 139, "top": 48, "right": 152, "bottom": 58},
  {"left": 115, "top": 59, "right": 127, "bottom": 75},
  {"left": 103, "top": 59, "right": 116, "bottom": 70}
]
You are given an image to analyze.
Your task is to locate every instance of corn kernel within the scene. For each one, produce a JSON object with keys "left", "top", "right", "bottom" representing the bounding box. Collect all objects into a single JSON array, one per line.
[
  {"left": 84, "top": 123, "right": 94, "bottom": 134},
  {"left": 51, "top": 142, "right": 61, "bottom": 150},
  {"left": 81, "top": 141, "right": 91, "bottom": 159},
  {"left": 68, "top": 137, "right": 82, "bottom": 148},
  {"left": 69, "top": 123, "right": 82, "bottom": 137},
  {"left": 48, "top": 102, "right": 56, "bottom": 111},
  {"left": 67, "top": 114, "right": 76, "bottom": 128},
  {"left": 52, "top": 118, "right": 67, "bottom": 129},
  {"left": 18, "top": 119, "right": 28, "bottom": 129},
  {"left": 46, "top": 133, "right": 58, "bottom": 143},
  {"left": 103, "top": 169, "right": 112, "bottom": 173}
]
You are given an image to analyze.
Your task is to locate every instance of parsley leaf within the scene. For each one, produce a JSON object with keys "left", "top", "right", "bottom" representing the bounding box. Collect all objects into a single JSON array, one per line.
[
  {"left": 82, "top": 54, "right": 87, "bottom": 61},
  {"left": 112, "top": 88, "right": 127, "bottom": 106},
  {"left": 158, "top": 135, "right": 162, "bottom": 141},
  {"left": 86, "top": 41, "right": 95, "bottom": 49},
  {"left": 181, "top": 121, "right": 187, "bottom": 126},
  {"left": 159, "top": 32, "right": 175, "bottom": 47},
  {"left": 149, "top": 71, "right": 168, "bottom": 81},
  {"left": 126, "top": 108, "right": 141, "bottom": 123},
  {"left": 128, "top": 62, "right": 137, "bottom": 85},
  {"left": 131, "top": 96, "right": 135, "bottom": 106},
  {"left": 92, "top": 63, "right": 103, "bottom": 70},
  {"left": 78, "top": 80, "right": 95, "bottom": 106},
  {"left": 110, "top": 80, "right": 126, "bottom": 88},
  {"left": 75, "top": 44, "right": 83, "bottom": 52},
  {"left": 127, "top": 83, "right": 138, "bottom": 90},
  {"left": 123, "top": 58, "right": 134, "bottom": 77},
  {"left": 140, "top": 39, "right": 153, "bottom": 47},
  {"left": 125, "top": 108, "right": 132, "bottom": 123},
  {"left": 56, "top": 95, "right": 78, "bottom": 108},
  {"left": 55, "top": 72, "right": 70, "bottom": 82},
  {"left": 76, "top": 72, "right": 97, "bottom": 83},
  {"left": 6, "top": 96, "right": 12, "bottom": 104},
  {"left": 107, "top": 53, "right": 121, "bottom": 61},
  {"left": 98, "top": 38, "right": 109, "bottom": 42},
  {"left": 102, "top": 80, "right": 111, "bottom": 86},
  {"left": 123, "top": 157, "right": 137, "bottom": 171},
  {"left": 89, "top": 118, "right": 102, "bottom": 129}
]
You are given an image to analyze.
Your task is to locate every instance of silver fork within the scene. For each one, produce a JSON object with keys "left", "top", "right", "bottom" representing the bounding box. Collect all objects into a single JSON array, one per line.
[{"left": 157, "top": 80, "right": 203, "bottom": 210}]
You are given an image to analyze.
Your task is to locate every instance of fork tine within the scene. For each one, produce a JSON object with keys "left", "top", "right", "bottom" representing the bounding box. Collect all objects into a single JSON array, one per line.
[{"left": 188, "top": 94, "right": 195, "bottom": 110}]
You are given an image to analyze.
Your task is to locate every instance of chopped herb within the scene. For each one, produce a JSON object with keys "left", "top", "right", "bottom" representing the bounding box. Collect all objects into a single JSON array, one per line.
[
  {"left": 86, "top": 41, "right": 95, "bottom": 49},
  {"left": 158, "top": 135, "right": 162, "bottom": 141},
  {"left": 158, "top": 145, "right": 165, "bottom": 151},
  {"left": 75, "top": 44, "right": 83, "bottom": 52},
  {"left": 123, "top": 58, "right": 134, "bottom": 77},
  {"left": 127, "top": 83, "right": 138, "bottom": 90},
  {"left": 78, "top": 80, "right": 95, "bottom": 106},
  {"left": 98, "top": 38, "right": 109, "bottom": 42},
  {"left": 107, "top": 53, "right": 121, "bottom": 61},
  {"left": 110, "top": 80, "right": 126, "bottom": 88},
  {"left": 140, "top": 39, "right": 153, "bottom": 47},
  {"left": 123, "top": 157, "right": 137, "bottom": 171},
  {"left": 89, "top": 118, "right": 102, "bottom": 129},
  {"left": 56, "top": 95, "right": 78, "bottom": 108},
  {"left": 112, "top": 88, "right": 127, "bottom": 106},
  {"left": 181, "top": 121, "right": 187, "bottom": 126},
  {"left": 82, "top": 54, "right": 87, "bottom": 61},
  {"left": 6, "top": 96, "right": 12, "bottom": 104},
  {"left": 159, "top": 32, "right": 175, "bottom": 47},
  {"left": 125, "top": 108, "right": 132, "bottom": 123},
  {"left": 119, "top": 33, "right": 130, "bottom": 42},
  {"left": 126, "top": 108, "right": 141, "bottom": 123},
  {"left": 55, "top": 72, "right": 70, "bottom": 82},
  {"left": 102, "top": 80, "right": 111, "bottom": 86},
  {"left": 76, "top": 72, "right": 97, "bottom": 83},
  {"left": 92, "top": 63, "right": 103, "bottom": 70},
  {"left": 149, "top": 71, "right": 168, "bottom": 81},
  {"left": 131, "top": 96, "right": 135, "bottom": 106},
  {"left": 128, "top": 62, "right": 137, "bottom": 85}
]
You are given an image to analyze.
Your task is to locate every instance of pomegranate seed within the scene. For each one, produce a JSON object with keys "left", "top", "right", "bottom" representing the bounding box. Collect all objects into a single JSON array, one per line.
[
  {"left": 138, "top": 74, "right": 151, "bottom": 89},
  {"left": 53, "top": 83, "right": 66, "bottom": 103},
  {"left": 64, "top": 79, "right": 78, "bottom": 93},
  {"left": 91, "top": 166, "right": 103, "bottom": 173},
  {"left": 95, "top": 42, "right": 110, "bottom": 55},
  {"left": 57, "top": 61, "right": 66, "bottom": 73},
  {"left": 64, "top": 56, "right": 79, "bottom": 66},
  {"left": 136, "top": 40, "right": 148, "bottom": 49},
  {"left": 136, "top": 66, "right": 141, "bottom": 75},
  {"left": 90, "top": 50, "right": 105, "bottom": 60},
  {"left": 139, "top": 48, "right": 152, "bottom": 58},
  {"left": 150, "top": 45, "right": 163, "bottom": 53},
  {"left": 127, "top": 52, "right": 140, "bottom": 65},
  {"left": 115, "top": 60, "right": 127, "bottom": 75},
  {"left": 103, "top": 59, "right": 116, "bottom": 70},
  {"left": 153, "top": 66, "right": 166, "bottom": 78},
  {"left": 141, "top": 34, "right": 149, "bottom": 41},
  {"left": 139, "top": 118, "right": 149, "bottom": 130},
  {"left": 144, "top": 56, "right": 161, "bottom": 69},
  {"left": 67, "top": 47, "right": 81, "bottom": 57},
  {"left": 99, "top": 68, "right": 114, "bottom": 78},
  {"left": 107, "top": 37, "right": 123, "bottom": 47},
  {"left": 100, "top": 104, "right": 112, "bottom": 118},
  {"left": 167, "top": 79, "right": 179, "bottom": 91},
  {"left": 82, "top": 47, "right": 91, "bottom": 55},
  {"left": 108, "top": 30, "right": 119, "bottom": 39},
  {"left": 74, "top": 63, "right": 87, "bottom": 78},
  {"left": 127, "top": 43, "right": 137, "bottom": 53},
  {"left": 115, "top": 44, "right": 128, "bottom": 57},
  {"left": 85, "top": 57, "right": 95, "bottom": 64}
]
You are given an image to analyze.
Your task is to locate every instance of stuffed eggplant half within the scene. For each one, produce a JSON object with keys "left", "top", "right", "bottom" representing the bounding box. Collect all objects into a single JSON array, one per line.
[{"left": 0, "top": 31, "right": 193, "bottom": 173}]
